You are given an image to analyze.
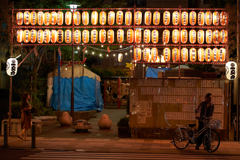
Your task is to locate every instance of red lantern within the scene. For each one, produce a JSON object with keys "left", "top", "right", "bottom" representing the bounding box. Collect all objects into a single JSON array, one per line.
[
  {"left": 117, "top": 29, "right": 124, "bottom": 43},
  {"left": 16, "top": 12, "right": 23, "bottom": 25},
  {"left": 99, "top": 29, "right": 106, "bottom": 43},
  {"left": 152, "top": 29, "right": 159, "bottom": 44}
]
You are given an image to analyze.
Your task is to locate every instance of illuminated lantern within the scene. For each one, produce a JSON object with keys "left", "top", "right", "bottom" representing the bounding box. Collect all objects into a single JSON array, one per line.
[
  {"left": 116, "top": 11, "right": 123, "bottom": 25},
  {"left": 143, "top": 29, "right": 151, "bottom": 43},
  {"left": 16, "top": 30, "right": 23, "bottom": 43},
  {"left": 206, "top": 29, "right": 212, "bottom": 44},
  {"left": 213, "top": 11, "right": 219, "bottom": 25},
  {"left": 189, "top": 11, "right": 197, "bottom": 25},
  {"left": 107, "top": 29, "right": 114, "bottom": 43},
  {"left": 220, "top": 29, "right": 228, "bottom": 43},
  {"left": 198, "top": 11, "right": 204, "bottom": 26},
  {"left": 30, "top": 11, "right": 37, "bottom": 25},
  {"left": 30, "top": 29, "right": 37, "bottom": 43},
  {"left": 172, "top": 48, "right": 180, "bottom": 62},
  {"left": 125, "top": 11, "right": 132, "bottom": 25},
  {"left": 181, "top": 48, "right": 188, "bottom": 62},
  {"left": 117, "top": 29, "right": 124, "bottom": 43},
  {"left": 172, "top": 11, "right": 180, "bottom": 25},
  {"left": 135, "top": 29, "right": 142, "bottom": 43},
  {"left": 153, "top": 11, "right": 160, "bottom": 25},
  {"left": 99, "top": 11, "right": 107, "bottom": 25},
  {"left": 44, "top": 12, "right": 51, "bottom": 25},
  {"left": 99, "top": 29, "right": 106, "bottom": 43},
  {"left": 73, "top": 11, "right": 81, "bottom": 25},
  {"left": 57, "top": 30, "right": 64, "bottom": 43},
  {"left": 220, "top": 11, "right": 228, "bottom": 25},
  {"left": 91, "top": 29, "right": 98, "bottom": 43},
  {"left": 134, "top": 47, "right": 141, "bottom": 61},
  {"left": 144, "top": 11, "right": 152, "bottom": 25},
  {"left": 143, "top": 48, "right": 151, "bottom": 62},
  {"left": 198, "top": 48, "right": 205, "bottom": 62},
  {"left": 163, "top": 48, "right": 171, "bottom": 62},
  {"left": 172, "top": 29, "right": 179, "bottom": 44},
  {"left": 37, "top": 30, "right": 44, "bottom": 43},
  {"left": 163, "top": 11, "right": 170, "bottom": 25},
  {"left": 65, "top": 11, "right": 72, "bottom": 25},
  {"left": 212, "top": 48, "right": 219, "bottom": 62},
  {"left": 108, "top": 11, "right": 115, "bottom": 25},
  {"left": 91, "top": 11, "right": 98, "bottom": 25},
  {"left": 23, "top": 11, "right": 30, "bottom": 25},
  {"left": 50, "top": 11, "right": 57, "bottom": 25},
  {"left": 205, "top": 48, "right": 212, "bottom": 62},
  {"left": 151, "top": 47, "right": 158, "bottom": 62},
  {"left": 213, "top": 30, "right": 220, "bottom": 44},
  {"left": 73, "top": 30, "right": 81, "bottom": 44},
  {"left": 197, "top": 30, "right": 204, "bottom": 44},
  {"left": 219, "top": 48, "right": 226, "bottom": 62},
  {"left": 82, "top": 11, "right": 89, "bottom": 25},
  {"left": 152, "top": 29, "right": 159, "bottom": 44},
  {"left": 57, "top": 11, "right": 64, "bottom": 25},
  {"left": 43, "top": 29, "right": 51, "bottom": 43},
  {"left": 82, "top": 30, "right": 89, "bottom": 43},
  {"left": 127, "top": 29, "right": 134, "bottom": 43},
  {"left": 37, "top": 11, "right": 44, "bottom": 25},
  {"left": 16, "top": 12, "right": 23, "bottom": 25},
  {"left": 23, "top": 30, "right": 30, "bottom": 43},
  {"left": 205, "top": 11, "right": 212, "bottom": 25},
  {"left": 51, "top": 30, "right": 57, "bottom": 43},
  {"left": 189, "top": 29, "right": 196, "bottom": 44},
  {"left": 162, "top": 29, "right": 170, "bottom": 44},
  {"left": 118, "top": 53, "right": 123, "bottom": 62},
  {"left": 181, "top": 11, "right": 188, "bottom": 26},
  {"left": 190, "top": 48, "right": 197, "bottom": 62},
  {"left": 134, "top": 11, "right": 142, "bottom": 25},
  {"left": 181, "top": 29, "right": 188, "bottom": 43}
]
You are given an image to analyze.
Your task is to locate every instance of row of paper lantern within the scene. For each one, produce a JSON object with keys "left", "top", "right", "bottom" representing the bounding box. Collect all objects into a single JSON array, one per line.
[
  {"left": 16, "top": 10, "right": 228, "bottom": 26},
  {"left": 16, "top": 29, "right": 227, "bottom": 44},
  {"left": 133, "top": 47, "right": 226, "bottom": 62}
]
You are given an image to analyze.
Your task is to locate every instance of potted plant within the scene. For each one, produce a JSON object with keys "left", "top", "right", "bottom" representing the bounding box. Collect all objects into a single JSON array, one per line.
[{"left": 117, "top": 116, "right": 131, "bottom": 138}]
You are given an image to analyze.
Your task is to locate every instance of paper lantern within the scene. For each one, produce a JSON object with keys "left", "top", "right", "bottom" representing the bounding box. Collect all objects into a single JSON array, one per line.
[
  {"left": 212, "top": 48, "right": 219, "bottom": 62},
  {"left": 198, "top": 11, "right": 204, "bottom": 26},
  {"left": 205, "top": 11, "right": 212, "bottom": 25},
  {"left": 51, "top": 30, "right": 57, "bottom": 43},
  {"left": 50, "top": 11, "right": 57, "bottom": 25},
  {"left": 99, "top": 29, "right": 106, "bottom": 43},
  {"left": 57, "top": 30, "right": 64, "bottom": 43},
  {"left": 37, "top": 30, "right": 44, "bottom": 43},
  {"left": 152, "top": 29, "right": 159, "bottom": 44},
  {"left": 73, "top": 11, "right": 81, "bottom": 25},
  {"left": 16, "top": 30, "right": 23, "bottom": 43},
  {"left": 219, "top": 48, "right": 226, "bottom": 62},
  {"left": 220, "top": 11, "right": 228, "bottom": 25},
  {"left": 205, "top": 48, "right": 212, "bottom": 62},
  {"left": 73, "top": 30, "right": 81, "bottom": 44},
  {"left": 91, "top": 11, "right": 98, "bottom": 25},
  {"left": 116, "top": 11, "right": 123, "bottom": 25},
  {"left": 163, "top": 11, "right": 170, "bottom": 25},
  {"left": 57, "top": 11, "right": 64, "bottom": 25},
  {"left": 82, "top": 30, "right": 89, "bottom": 43},
  {"left": 134, "top": 48, "right": 141, "bottom": 61},
  {"left": 82, "top": 11, "right": 89, "bottom": 25},
  {"left": 91, "top": 29, "right": 98, "bottom": 43},
  {"left": 172, "top": 29, "right": 179, "bottom": 44},
  {"left": 162, "top": 29, "right": 170, "bottom": 44},
  {"left": 153, "top": 11, "right": 160, "bottom": 25},
  {"left": 163, "top": 48, "right": 171, "bottom": 62},
  {"left": 99, "top": 11, "right": 107, "bottom": 25},
  {"left": 118, "top": 53, "right": 123, "bottom": 62},
  {"left": 190, "top": 48, "right": 197, "bottom": 62},
  {"left": 172, "top": 48, "right": 180, "bottom": 62},
  {"left": 206, "top": 30, "right": 212, "bottom": 44},
  {"left": 117, "top": 29, "right": 124, "bottom": 43},
  {"left": 16, "top": 12, "right": 23, "bottom": 25},
  {"left": 125, "top": 11, "right": 132, "bottom": 25},
  {"left": 65, "top": 11, "right": 72, "bottom": 25},
  {"left": 189, "top": 29, "right": 196, "bottom": 44},
  {"left": 127, "top": 29, "right": 134, "bottom": 43},
  {"left": 181, "top": 29, "right": 188, "bottom": 44},
  {"left": 172, "top": 11, "right": 180, "bottom": 25},
  {"left": 143, "top": 48, "right": 151, "bottom": 62},
  {"left": 181, "top": 11, "right": 188, "bottom": 26},
  {"left": 198, "top": 48, "right": 205, "bottom": 62},
  {"left": 181, "top": 48, "right": 188, "bottom": 62},
  {"left": 213, "top": 30, "right": 220, "bottom": 44},
  {"left": 30, "top": 11, "right": 37, "bottom": 25},
  {"left": 151, "top": 48, "right": 158, "bottom": 62},
  {"left": 197, "top": 30, "right": 204, "bottom": 44},
  {"left": 143, "top": 29, "right": 151, "bottom": 43},
  {"left": 30, "top": 29, "right": 37, "bottom": 43},
  {"left": 107, "top": 29, "right": 114, "bottom": 43},
  {"left": 213, "top": 11, "right": 219, "bottom": 26},
  {"left": 226, "top": 61, "right": 237, "bottom": 80},
  {"left": 108, "top": 11, "right": 115, "bottom": 25},
  {"left": 135, "top": 29, "right": 142, "bottom": 43},
  {"left": 134, "top": 11, "right": 142, "bottom": 25},
  {"left": 220, "top": 30, "right": 228, "bottom": 43},
  {"left": 23, "top": 30, "right": 30, "bottom": 43},
  {"left": 23, "top": 11, "right": 30, "bottom": 25},
  {"left": 144, "top": 11, "right": 152, "bottom": 25},
  {"left": 43, "top": 29, "right": 51, "bottom": 43},
  {"left": 189, "top": 11, "right": 197, "bottom": 25},
  {"left": 44, "top": 12, "right": 51, "bottom": 26}
]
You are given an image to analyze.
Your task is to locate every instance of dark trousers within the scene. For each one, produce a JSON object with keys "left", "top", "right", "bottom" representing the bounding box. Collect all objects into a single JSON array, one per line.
[{"left": 196, "top": 121, "right": 204, "bottom": 147}]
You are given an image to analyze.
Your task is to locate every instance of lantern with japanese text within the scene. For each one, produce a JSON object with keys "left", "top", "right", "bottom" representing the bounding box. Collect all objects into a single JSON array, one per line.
[
  {"left": 30, "top": 11, "right": 37, "bottom": 25},
  {"left": 23, "top": 11, "right": 30, "bottom": 25},
  {"left": 163, "top": 11, "right": 170, "bottom": 25},
  {"left": 206, "top": 29, "right": 213, "bottom": 44},
  {"left": 143, "top": 29, "right": 151, "bottom": 43},
  {"left": 135, "top": 29, "right": 142, "bottom": 43},
  {"left": 107, "top": 29, "right": 114, "bottom": 43},
  {"left": 162, "top": 29, "right": 170, "bottom": 44},
  {"left": 172, "top": 48, "right": 180, "bottom": 62},
  {"left": 43, "top": 29, "right": 51, "bottom": 43},
  {"left": 213, "top": 11, "right": 219, "bottom": 25},
  {"left": 172, "top": 29, "right": 179, "bottom": 44},
  {"left": 57, "top": 11, "right": 64, "bottom": 25},
  {"left": 181, "top": 11, "right": 188, "bottom": 26},
  {"left": 116, "top": 11, "right": 123, "bottom": 25},
  {"left": 197, "top": 30, "right": 204, "bottom": 44},
  {"left": 151, "top": 47, "right": 158, "bottom": 62},
  {"left": 213, "top": 30, "right": 220, "bottom": 44},
  {"left": 73, "top": 30, "right": 81, "bottom": 44},
  {"left": 134, "top": 11, "right": 142, "bottom": 25},
  {"left": 198, "top": 11, "right": 204, "bottom": 26},
  {"left": 91, "top": 29, "right": 98, "bottom": 43},
  {"left": 220, "top": 30, "right": 228, "bottom": 43},
  {"left": 30, "top": 29, "right": 37, "bottom": 43},
  {"left": 82, "top": 11, "right": 89, "bottom": 25},
  {"left": 99, "top": 11, "right": 107, "bottom": 25},
  {"left": 50, "top": 11, "right": 57, "bottom": 25},
  {"left": 117, "top": 29, "right": 124, "bottom": 43},
  {"left": 152, "top": 29, "right": 159, "bottom": 44},
  {"left": 181, "top": 48, "right": 188, "bottom": 62},
  {"left": 219, "top": 48, "right": 226, "bottom": 62},
  {"left": 51, "top": 30, "right": 57, "bottom": 43},
  {"left": 65, "top": 11, "right": 72, "bottom": 25},
  {"left": 134, "top": 47, "right": 141, "bottom": 61},
  {"left": 205, "top": 11, "right": 212, "bottom": 25},
  {"left": 144, "top": 11, "right": 152, "bottom": 25},
  {"left": 125, "top": 11, "right": 132, "bottom": 25},
  {"left": 127, "top": 29, "right": 134, "bottom": 43},
  {"left": 220, "top": 11, "right": 228, "bottom": 25},
  {"left": 73, "top": 11, "right": 81, "bottom": 25},
  {"left": 205, "top": 48, "right": 212, "bottom": 62},
  {"left": 190, "top": 48, "right": 197, "bottom": 62},
  {"left": 37, "top": 29, "right": 44, "bottom": 43},
  {"left": 198, "top": 48, "right": 205, "bottom": 62},
  {"left": 189, "top": 29, "right": 196, "bottom": 44},
  {"left": 143, "top": 48, "right": 151, "bottom": 62},
  {"left": 37, "top": 11, "right": 44, "bottom": 25},
  {"left": 108, "top": 11, "right": 115, "bottom": 25},
  {"left": 99, "top": 29, "right": 106, "bottom": 43},
  {"left": 189, "top": 11, "right": 196, "bottom": 25},
  {"left": 172, "top": 11, "right": 180, "bottom": 25},
  {"left": 23, "top": 30, "right": 30, "bottom": 43},
  {"left": 82, "top": 29, "right": 89, "bottom": 43},
  {"left": 181, "top": 29, "right": 188, "bottom": 43},
  {"left": 16, "top": 12, "right": 23, "bottom": 25},
  {"left": 17, "top": 30, "right": 23, "bottom": 43},
  {"left": 57, "top": 29, "right": 63, "bottom": 43},
  {"left": 212, "top": 48, "right": 219, "bottom": 62},
  {"left": 163, "top": 48, "right": 171, "bottom": 62},
  {"left": 91, "top": 11, "right": 98, "bottom": 25},
  {"left": 153, "top": 11, "right": 160, "bottom": 25},
  {"left": 44, "top": 12, "right": 51, "bottom": 25}
]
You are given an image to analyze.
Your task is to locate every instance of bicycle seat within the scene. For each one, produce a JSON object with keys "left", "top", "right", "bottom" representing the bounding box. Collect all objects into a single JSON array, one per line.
[{"left": 188, "top": 124, "right": 196, "bottom": 128}]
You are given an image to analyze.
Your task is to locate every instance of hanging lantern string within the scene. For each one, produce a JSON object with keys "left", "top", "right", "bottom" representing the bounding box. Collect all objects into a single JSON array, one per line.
[{"left": 87, "top": 45, "right": 133, "bottom": 53}]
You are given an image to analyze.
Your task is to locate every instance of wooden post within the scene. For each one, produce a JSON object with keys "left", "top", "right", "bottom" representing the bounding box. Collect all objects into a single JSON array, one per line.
[{"left": 117, "top": 77, "right": 121, "bottom": 109}]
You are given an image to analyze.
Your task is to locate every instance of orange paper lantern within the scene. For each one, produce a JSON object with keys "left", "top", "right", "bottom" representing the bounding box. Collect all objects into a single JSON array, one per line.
[
  {"left": 73, "top": 11, "right": 81, "bottom": 25},
  {"left": 23, "top": 11, "right": 30, "bottom": 25},
  {"left": 108, "top": 11, "right": 115, "bottom": 25},
  {"left": 16, "top": 30, "right": 23, "bottom": 43},
  {"left": 44, "top": 12, "right": 51, "bottom": 26},
  {"left": 206, "top": 29, "right": 213, "bottom": 44},
  {"left": 189, "top": 29, "right": 196, "bottom": 44},
  {"left": 189, "top": 11, "right": 197, "bottom": 25},
  {"left": 30, "top": 11, "right": 37, "bottom": 25},
  {"left": 172, "top": 48, "right": 180, "bottom": 62},
  {"left": 23, "top": 30, "right": 30, "bottom": 43},
  {"left": 73, "top": 30, "right": 81, "bottom": 44},
  {"left": 65, "top": 11, "right": 72, "bottom": 25},
  {"left": 82, "top": 11, "right": 89, "bottom": 25},
  {"left": 172, "top": 29, "right": 179, "bottom": 44},
  {"left": 151, "top": 48, "right": 158, "bottom": 62},
  {"left": 30, "top": 29, "right": 37, "bottom": 43},
  {"left": 127, "top": 29, "right": 134, "bottom": 43},
  {"left": 213, "top": 11, "right": 219, "bottom": 26},
  {"left": 197, "top": 30, "right": 205, "bottom": 44},
  {"left": 143, "top": 48, "right": 151, "bottom": 62},
  {"left": 220, "top": 30, "right": 228, "bottom": 43},
  {"left": 57, "top": 29, "right": 64, "bottom": 43},
  {"left": 107, "top": 29, "right": 114, "bottom": 43},
  {"left": 181, "top": 11, "right": 188, "bottom": 26},
  {"left": 152, "top": 29, "right": 159, "bottom": 44},
  {"left": 51, "top": 30, "right": 57, "bottom": 43},
  {"left": 57, "top": 11, "right": 64, "bottom": 25},
  {"left": 144, "top": 11, "right": 152, "bottom": 25},
  {"left": 163, "top": 48, "right": 171, "bottom": 62},
  {"left": 37, "top": 11, "right": 44, "bottom": 25},
  {"left": 198, "top": 48, "right": 205, "bottom": 62},
  {"left": 16, "top": 12, "right": 23, "bottom": 25},
  {"left": 82, "top": 30, "right": 89, "bottom": 43},
  {"left": 198, "top": 11, "right": 204, "bottom": 26},
  {"left": 43, "top": 29, "right": 51, "bottom": 43},
  {"left": 50, "top": 11, "right": 57, "bottom": 25},
  {"left": 212, "top": 48, "right": 219, "bottom": 62},
  {"left": 99, "top": 29, "right": 106, "bottom": 43},
  {"left": 37, "top": 30, "right": 44, "bottom": 43},
  {"left": 213, "top": 30, "right": 220, "bottom": 44},
  {"left": 117, "top": 29, "right": 124, "bottom": 43},
  {"left": 205, "top": 48, "right": 212, "bottom": 62},
  {"left": 181, "top": 29, "right": 188, "bottom": 44},
  {"left": 220, "top": 11, "right": 228, "bottom": 26},
  {"left": 162, "top": 29, "right": 170, "bottom": 44},
  {"left": 190, "top": 48, "right": 197, "bottom": 62},
  {"left": 172, "top": 11, "right": 180, "bottom": 25},
  {"left": 91, "top": 29, "right": 98, "bottom": 43},
  {"left": 153, "top": 11, "right": 160, "bottom": 25},
  {"left": 163, "top": 11, "right": 170, "bottom": 25},
  {"left": 99, "top": 11, "right": 107, "bottom": 25},
  {"left": 219, "top": 48, "right": 226, "bottom": 62},
  {"left": 181, "top": 48, "right": 188, "bottom": 62},
  {"left": 143, "top": 29, "right": 151, "bottom": 43},
  {"left": 116, "top": 11, "right": 124, "bottom": 25},
  {"left": 91, "top": 11, "right": 98, "bottom": 25},
  {"left": 125, "top": 11, "right": 132, "bottom": 25},
  {"left": 134, "top": 47, "right": 141, "bottom": 61},
  {"left": 205, "top": 11, "right": 212, "bottom": 25},
  {"left": 135, "top": 29, "right": 142, "bottom": 43},
  {"left": 134, "top": 11, "right": 142, "bottom": 25}
]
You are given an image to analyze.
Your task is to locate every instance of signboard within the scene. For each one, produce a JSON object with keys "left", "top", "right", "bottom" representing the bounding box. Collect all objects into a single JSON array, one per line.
[
  {"left": 225, "top": 61, "right": 237, "bottom": 80},
  {"left": 6, "top": 58, "right": 18, "bottom": 76}
]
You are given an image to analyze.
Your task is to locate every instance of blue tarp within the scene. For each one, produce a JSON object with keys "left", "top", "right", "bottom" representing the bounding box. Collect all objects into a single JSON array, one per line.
[
  {"left": 51, "top": 76, "right": 103, "bottom": 111},
  {"left": 146, "top": 67, "right": 171, "bottom": 78}
]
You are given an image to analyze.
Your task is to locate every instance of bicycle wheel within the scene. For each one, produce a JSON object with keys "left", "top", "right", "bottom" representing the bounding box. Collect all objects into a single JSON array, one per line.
[
  {"left": 172, "top": 128, "right": 190, "bottom": 150},
  {"left": 203, "top": 129, "right": 220, "bottom": 153}
]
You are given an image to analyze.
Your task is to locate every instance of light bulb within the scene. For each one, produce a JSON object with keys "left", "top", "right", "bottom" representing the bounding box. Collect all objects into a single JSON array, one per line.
[
  {"left": 125, "top": 52, "right": 128, "bottom": 56},
  {"left": 77, "top": 46, "right": 80, "bottom": 50},
  {"left": 106, "top": 54, "right": 109, "bottom": 57},
  {"left": 130, "top": 50, "right": 133, "bottom": 53},
  {"left": 92, "top": 51, "right": 95, "bottom": 55},
  {"left": 113, "top": 54, "right": 116, "bottom": 57},
  {"left": 99, "top": 53, "right": 102, "bottom": 57},
  {"left": 85, "top": 50, "right": 88, "bottom": 53},
  {"left": 101, "top": 45, "right": 104, "bottom": 48},
  {"left": 120, "top": 45, "right": 122, "bottom": 48}
]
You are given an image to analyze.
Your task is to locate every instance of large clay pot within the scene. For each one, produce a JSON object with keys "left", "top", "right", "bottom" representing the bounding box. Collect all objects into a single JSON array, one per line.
[
  {"left": 98, "top": 114, "right": 112, "bottom": 129},
  {"left": 59, "top": 111, "right": 72, "bottom": 126}
]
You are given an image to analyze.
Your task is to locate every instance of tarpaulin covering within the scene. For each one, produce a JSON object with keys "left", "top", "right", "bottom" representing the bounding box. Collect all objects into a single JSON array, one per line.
[{"left": 146, "top": 67, "right": 171, "bottom": 78}]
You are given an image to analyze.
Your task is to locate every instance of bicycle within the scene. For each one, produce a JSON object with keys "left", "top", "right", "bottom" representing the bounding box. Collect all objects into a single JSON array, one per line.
[{"left": 172, "top": 117, "right": 221, "bottom": 153}]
